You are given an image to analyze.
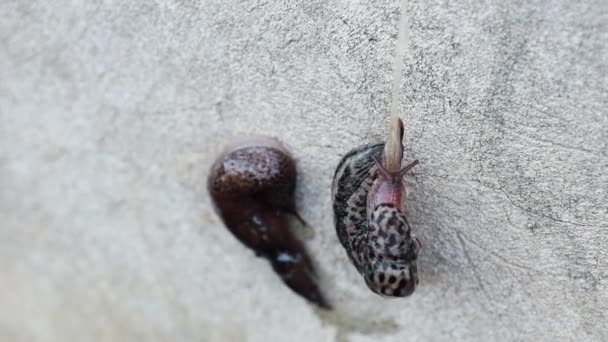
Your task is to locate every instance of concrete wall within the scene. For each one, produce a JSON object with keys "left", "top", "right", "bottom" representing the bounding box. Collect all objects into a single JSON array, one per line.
[{"left": 1, "top": 0, "right": 607, "bottom": 341}]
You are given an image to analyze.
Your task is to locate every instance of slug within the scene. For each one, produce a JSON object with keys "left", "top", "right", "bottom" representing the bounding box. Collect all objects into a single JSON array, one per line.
[
  {"left": 332, "top": 118, "right": 421, "bottom": 297},
  {"left": 207, "top": 136, "right": 329, "bottom": 308}
]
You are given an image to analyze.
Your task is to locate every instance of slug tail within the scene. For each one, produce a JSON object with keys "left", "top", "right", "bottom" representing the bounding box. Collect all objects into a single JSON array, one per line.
[
  {"left": 383, "top": 117, "right": 405, "bottom": 173},
  {"left": 269, "top": 251, "right": 331, "bottom": 309}
]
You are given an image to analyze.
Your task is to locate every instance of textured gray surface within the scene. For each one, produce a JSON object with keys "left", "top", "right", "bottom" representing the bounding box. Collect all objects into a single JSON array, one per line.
[{"left": 1, "top": 0, "right": 607, "bottom": 341}]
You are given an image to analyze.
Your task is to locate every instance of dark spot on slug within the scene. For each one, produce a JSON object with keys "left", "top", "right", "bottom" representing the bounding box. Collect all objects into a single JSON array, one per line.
[
  {"left": 388, "top": 233, "right": 397, "bottom": 246},
  {"left": 386, "top": 215, "right": 397, "bottom": 228},
  {"left": 376, "top": 209, "right": 386, "bottom": 223}
]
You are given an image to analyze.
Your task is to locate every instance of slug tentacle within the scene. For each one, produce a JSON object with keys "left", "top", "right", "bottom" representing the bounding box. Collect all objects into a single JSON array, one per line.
[
  {"left": 332, "top": 119, "right": 420, "bottom": 297},
  {"left": 208, "top": 137, "right": 329, "bottom": 309}
]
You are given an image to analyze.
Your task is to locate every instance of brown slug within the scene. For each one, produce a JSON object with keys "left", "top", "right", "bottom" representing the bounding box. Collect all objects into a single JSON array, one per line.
[
  {"left": 332, "top": 118, "right": 421, "bottom": 297},
  {"left": 207, "top": 136, "right": 330, "bottom": 308}
]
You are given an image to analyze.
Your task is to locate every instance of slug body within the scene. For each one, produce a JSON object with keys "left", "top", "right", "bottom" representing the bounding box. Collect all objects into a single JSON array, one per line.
[
  {"left": 332, "top": 120, "right": 420, "bottom": 297},
  {"left": 208, "top": 136, "right": 329, "bottom": 308}
]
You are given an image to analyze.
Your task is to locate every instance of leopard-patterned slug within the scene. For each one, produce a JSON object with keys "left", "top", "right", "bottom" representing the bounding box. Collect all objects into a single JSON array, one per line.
[
  {"left": 332, "top": 119, "right": 421, "bottom": 297},
  {"left": 208, "top": 136, "right": 329, "bottom": 308}
]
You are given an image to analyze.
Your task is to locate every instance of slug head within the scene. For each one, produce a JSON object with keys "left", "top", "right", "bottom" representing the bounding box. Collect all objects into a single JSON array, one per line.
[{"left": 368, "top": 156, "right": 418, "bottom": 212}]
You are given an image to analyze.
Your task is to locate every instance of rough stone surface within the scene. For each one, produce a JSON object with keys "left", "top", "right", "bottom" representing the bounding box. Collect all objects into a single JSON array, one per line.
[{"left": 1, "top": 1, "right": 607, "bottom": 341}]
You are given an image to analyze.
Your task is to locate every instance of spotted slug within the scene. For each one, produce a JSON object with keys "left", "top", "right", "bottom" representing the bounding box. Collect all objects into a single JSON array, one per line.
[
  {"left": 332, "top": 118, "right": 421, "bottom": 297},
  {"left": 208, "top": 136, "right": 329, "bottom": 308}
]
